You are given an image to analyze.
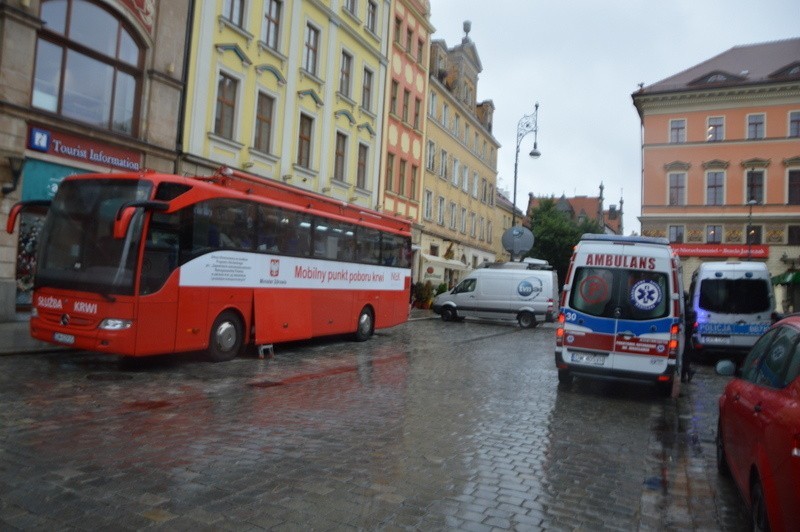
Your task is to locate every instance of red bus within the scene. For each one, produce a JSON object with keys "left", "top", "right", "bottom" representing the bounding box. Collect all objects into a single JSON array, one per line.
[{"left": 6, "top": 167, "right": 412, "bottom": 361}]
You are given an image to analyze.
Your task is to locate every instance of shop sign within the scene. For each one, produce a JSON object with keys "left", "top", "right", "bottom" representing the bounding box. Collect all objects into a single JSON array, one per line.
[
  {"left": 671, "top": 243, "right": 769, "bottom": 258},
  {"left": 28, "top": 126, "right": 143, "bottom": 172}
]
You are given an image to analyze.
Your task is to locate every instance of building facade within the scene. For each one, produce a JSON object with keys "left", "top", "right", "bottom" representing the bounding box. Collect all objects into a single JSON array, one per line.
[
  {"left": 180, "top": 0, "right": 390, "bottom": 210},
  {"left": 419, "top": 22, "right": 500, "bottom": 288},
  {"left": 0, "top": 0, "right": 189, "bottom": 320},
  {"left": 378, "top": 0, "right": 432, "bottom": 282},
  {"left": 632, "top": 38, "right": 800, "bottom": 310}
]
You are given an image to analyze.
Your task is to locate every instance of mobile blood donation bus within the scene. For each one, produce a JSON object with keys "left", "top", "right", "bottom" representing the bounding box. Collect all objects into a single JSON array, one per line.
[{"left": 555, "top": 234, "right": 685, "bottom": 396}]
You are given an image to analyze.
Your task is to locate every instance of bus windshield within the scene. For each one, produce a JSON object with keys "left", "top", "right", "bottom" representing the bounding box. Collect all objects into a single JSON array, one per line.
[
  {"left": 35, "top": 179, "right": 152, "bottom": 296},
  {"left": 699, "top": 279, "right": 771, "bottom": 314}
]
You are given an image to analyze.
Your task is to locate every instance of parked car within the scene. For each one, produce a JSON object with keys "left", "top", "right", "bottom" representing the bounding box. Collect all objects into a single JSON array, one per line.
[{"left": 716, "top": 314, "right": 800, "bottom": 531}]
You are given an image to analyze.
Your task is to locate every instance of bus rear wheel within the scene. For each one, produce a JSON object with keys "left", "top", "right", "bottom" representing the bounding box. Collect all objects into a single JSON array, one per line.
[
  {"left": 208, "top": 311, "right": 243, "bottom": 362},
  {"left": 355, "top": 307, "right": 374, "bottom": 342}
]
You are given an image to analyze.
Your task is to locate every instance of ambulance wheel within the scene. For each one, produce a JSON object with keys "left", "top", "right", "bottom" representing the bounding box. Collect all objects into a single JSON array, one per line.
[
  {"left": 208, "top": 311, "right": 243, "bottom": 362},
  {"left": 558, "top": 369, "right": 573, "bottom": 386},
  {"left": 355, "top": 306, "right": 374, "bottom": 342},
  {"left": 518, "top": 311, "right": 537, "bottom": 329},
  {"left": 441, "top": 307, "right": 457, "bottom": 322}
]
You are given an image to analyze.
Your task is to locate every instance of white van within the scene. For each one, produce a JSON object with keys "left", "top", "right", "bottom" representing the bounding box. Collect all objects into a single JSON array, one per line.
[
  {"left": 432, "top": 266, "right": 559, "bottom": 328},
  {"left": 556, "top": 234, "right": 685, "bottom": 396},
  {"left": 687, "top": 261, "right": 776, "bottom": 358}
]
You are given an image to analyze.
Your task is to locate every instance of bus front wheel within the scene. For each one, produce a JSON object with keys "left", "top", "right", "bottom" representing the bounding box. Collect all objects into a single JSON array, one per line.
[
  {"left": 208, "top": 311, "right": 244, "bottom": 362},
  {"left": 355, "top": 307, "right": 374, "bottom": 342}
]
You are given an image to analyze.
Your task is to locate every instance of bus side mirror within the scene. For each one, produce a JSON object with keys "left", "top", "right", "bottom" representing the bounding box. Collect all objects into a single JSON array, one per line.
[
  {"left": 5, "top": 199, "right": 51, "bottom": 234},
  {"left": 113, "top": 200, "right": 169, "bottom": 239}
]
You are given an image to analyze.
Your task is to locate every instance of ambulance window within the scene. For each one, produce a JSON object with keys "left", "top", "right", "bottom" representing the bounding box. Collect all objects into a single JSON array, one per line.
[
  {"left": 570, "top": 268, "right": 614, "bottom": 317},
  {"left": 624, "top": 270, "right": 669, "bottom": 320}
]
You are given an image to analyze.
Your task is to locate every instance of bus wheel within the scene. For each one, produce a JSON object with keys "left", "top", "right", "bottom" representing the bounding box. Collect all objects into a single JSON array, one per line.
[
  {"left": 518, "top": 311, "right": 536, "bottom": 329},
  {"left": 354, "top": 307, "right": 374, "bottom": 342},
  {"left": 208, "top": 311, "right": 243, "bottom": 362}
]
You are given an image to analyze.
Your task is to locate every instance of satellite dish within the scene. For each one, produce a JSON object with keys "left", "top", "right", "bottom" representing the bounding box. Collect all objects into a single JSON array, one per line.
[{"left": 501, "top": 226, "right": 534, "bottom": 260}]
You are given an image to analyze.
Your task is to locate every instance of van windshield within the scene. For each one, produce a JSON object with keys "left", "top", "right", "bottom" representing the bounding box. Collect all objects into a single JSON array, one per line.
[
  {"left": 569, "top": 267, "right": 670, "bottom": 320},
  {"left": 699, "top": 279, "right": 771, "bottom": 314}
]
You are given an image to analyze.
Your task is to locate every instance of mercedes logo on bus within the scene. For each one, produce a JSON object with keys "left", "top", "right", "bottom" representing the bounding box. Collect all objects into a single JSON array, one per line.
[{"left": 60, "top": 314, "right": 71, "bottom": 326}]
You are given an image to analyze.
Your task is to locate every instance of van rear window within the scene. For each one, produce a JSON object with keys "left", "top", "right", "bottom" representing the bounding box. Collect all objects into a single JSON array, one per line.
[
  {"left": 569, "top": 267, "right": 669, "bottom": 320},
  {"left": 699, "top": 279, "right": 770, "bottom": 314}
]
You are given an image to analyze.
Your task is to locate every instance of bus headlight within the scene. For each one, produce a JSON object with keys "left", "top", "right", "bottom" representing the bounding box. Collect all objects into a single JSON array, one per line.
[{"left": 99, "top": 319, "right": 133, "bottom": 331}]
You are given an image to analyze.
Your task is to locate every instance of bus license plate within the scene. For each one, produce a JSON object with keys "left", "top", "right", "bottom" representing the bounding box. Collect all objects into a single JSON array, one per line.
[
  {"left": 53, "top": 332, "right": 75, "bottom": 345},
  {"left": 571, "top": 353, "right": 606, "bottom": 366}
]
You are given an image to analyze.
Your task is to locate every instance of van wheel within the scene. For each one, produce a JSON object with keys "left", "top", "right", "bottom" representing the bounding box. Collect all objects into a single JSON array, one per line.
[
  {"left": 558, "top": 369, "right": 573, "bottom": 386},
  {"left": 208, "top": 311, "right": 243, "bottom": 362},
  {"left": 354, "top": 306, "right": 374, "bottom": 342},
  {"left": 441, "top": 307, "right": 457, "bottom": 322},
  {"left": 518, "top": 311, "right": 536, "bottom": 329}
]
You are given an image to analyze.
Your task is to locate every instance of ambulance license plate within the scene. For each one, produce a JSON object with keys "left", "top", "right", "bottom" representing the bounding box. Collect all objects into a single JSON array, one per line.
[
  {"left": 53, "top": 332, "right": 75, "bottom": 345},
  {"left": 571, "top": 353, "right": 606, "bottom": 366}
]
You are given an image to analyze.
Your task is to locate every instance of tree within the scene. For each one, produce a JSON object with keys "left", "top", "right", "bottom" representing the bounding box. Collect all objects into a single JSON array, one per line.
[{"left": 526, "top": 198, "right": 603, "bottom": 285}]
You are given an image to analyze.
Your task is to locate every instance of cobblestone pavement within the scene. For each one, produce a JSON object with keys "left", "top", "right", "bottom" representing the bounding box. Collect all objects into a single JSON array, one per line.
[{"left": 0, "top": 317, "right": 749, "bottom": 530}]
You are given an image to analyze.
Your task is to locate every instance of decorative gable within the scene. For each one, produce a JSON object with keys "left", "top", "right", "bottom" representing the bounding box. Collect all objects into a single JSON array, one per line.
[
  {"left": 687, "top": 70, "right": 746, "bottom": 86},
  {"left": 768, "top": 61, "right": 800, "bottom": 80}
]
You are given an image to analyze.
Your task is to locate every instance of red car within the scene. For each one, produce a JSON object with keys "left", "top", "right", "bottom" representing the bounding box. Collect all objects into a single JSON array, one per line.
[{"left": 716, "top": 315, "right": 800, "bottom": 531}]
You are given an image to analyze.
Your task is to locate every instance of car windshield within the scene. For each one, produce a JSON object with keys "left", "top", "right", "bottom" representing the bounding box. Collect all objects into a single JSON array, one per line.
[
  {"left": 569, "top": 266, "right": 669, "bottom": 320},
  {"left": 35, "top": 178, "right": 151, "bottom": 296},
  {"left": 699, "top": 279, "right": 771, "bottom": 313}
]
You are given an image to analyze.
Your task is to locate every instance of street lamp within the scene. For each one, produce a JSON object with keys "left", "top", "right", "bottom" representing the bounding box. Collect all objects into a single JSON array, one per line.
[
  {"left": 512, "top": 103, "right": 541, "bottom": 227},
  {"left": 747, "top": 198, "right": 757, "bottom": 260}
]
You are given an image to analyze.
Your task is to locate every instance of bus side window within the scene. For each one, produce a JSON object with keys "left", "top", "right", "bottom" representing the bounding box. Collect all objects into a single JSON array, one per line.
[{"left": 141, "top": 212, "right": 179, "bottom": 295}]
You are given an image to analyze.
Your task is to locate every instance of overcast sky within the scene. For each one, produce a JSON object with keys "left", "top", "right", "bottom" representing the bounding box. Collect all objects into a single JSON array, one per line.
[{"left": 428, "top": 0, "right": 799, "bottom": 233}]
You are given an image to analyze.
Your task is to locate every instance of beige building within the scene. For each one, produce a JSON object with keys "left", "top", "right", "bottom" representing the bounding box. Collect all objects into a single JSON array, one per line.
[
  {"left": 632, "top": 37, "right": 800, "bottom": 310},
  {"left": 0, "top": 0, "right": 189, "bottom": 320},
  {"left": 419, "top": 22, "right": 500, "bottom": 287}
]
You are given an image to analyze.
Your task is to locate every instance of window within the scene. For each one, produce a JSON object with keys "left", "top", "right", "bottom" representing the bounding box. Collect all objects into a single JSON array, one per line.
[
  {"left": 442, "top": 104, "right": 449, "bottom": 127},
  {"left": 790, "top": 111, "right": 800, "bottom": 138},
  {"left": 670, "top": 119, "right": 686, "bottom": 143},
  {"left": 297, "top": 113, "right": 313, "bottom": 168},
  {"left": 356, "top": 144, "right": 368, "bottom": 189},
  {"left": 439, "top": 149, "right": 447, "bottom": 178},
  {"left": 334, "top": 132, "right": 347, "bottom": 182},
  {"left": 481, "top": 178, "right": 488, "bottom": 203},
  {"left": 487, "top": 221, "right": 493, "bottom": 244},
  {"left": 405, "top": 28, "right": 413, "bottom": 53},
  {"left": 669, "top": 225, "right": 684, "bottom": 244},
  {"left": 385, "top": 153, "right": 394, "bottom": 193},
  {"left": 223, "top": 0, "right": 243, "bottom": 27},
  {"left": 263, "top": 0, "right": 282, "bottom": 50},
  {"left": 470, "top": 212, "right": 476, "bottom": 237},
  {"left": 741, "top": 325, "right": 800, "bottom": 389},
  {"left": 461, "top": 165, "right": 469, "bottom": 192},
  {"left": 339, "top": 51, "right": 352, "bottom": 97},
  {"left": 747, "top": 170, "right": 764, "bottom": 203},
  {"left": 254, "top": 92, "right": 274, "bottom": 153},
  {"left": 402, "top": 89, "right": 410, "bottom": 123},
  {"left": 423, "top": 189, "right": 432, "bottom": 219},
  {"left": 707, "top": 116, "right": 724, "bottom": 141},
  {"left": 472, "top": 172, "right": 479, "bottom": 198},
  {"left": 344, "top": 0, "right": 357, "bottom": 15},
  {"left": 706, "top": 225, "right": 722, "bottom": 244},
  {"left": 706, "top": 171, "right": 724, "bottom": 205},
  {"left": 303, "top": 24, "right": 320, "bottom": 75},
  {"left": 361, "top": 68, "right": 373, "bottom": 111},
  {"left": 366, "top": 1, "right": 377, "bottom": 33},
  {"left": 428, "top": 91, "right": 437, "bottom": 117},
  {"left": 394, "top": 17, "right": 401, "bottom": 44},
  {"left": 747, "top": 225, "right": 762, "bottom": 245},
  {"left": 417, "top": 38, "right": 424, "bottom": 63},
  {"left": 569, "top": 268, "right": 669, "bottom": 320},
  {"left": 390, "top": 81, "right": 398, "bottom": 114},
  {"left": 789, "top": 170, "right": 800, "bottom": 205},
  {"left": 454, "top": 114, "right": 460, "bottom": 136},
  {"left": 437, "top": 196, "right": 445, "bottom": 225},
  {"left": 748, "top": 114, "right": 765, "bottom": 140},
  {"left": 452, "top": 158, "right": 460, "bottom": 187},
  {"left": 410, "top": 165, "right": 417, "bottom": 200},
  {"left": 426, "top": 140, "right": 435, "bottom": 170},
  {"left": 33, "top": 0, "right": 143, "bottom": 135},
  {"left": 668, "top": 172, "right": 686, "bottom": 206},
  {"left": 398, "top": 160, "right": 406, "bottom": 197},
  {"left": 215, "top": 73, "right": 237, "bottom": 139},
  {"left": 449, "top": 202, "right": 457, "bottom": 229},
  {"left": 789, "top": 225, "right": 800, "bottom": 245},
  {"left": 413, "top": 98, "right": 421, "bottom": 129},
  {"left": 460, "top": 207, "right": 467, "bottom": 233}
]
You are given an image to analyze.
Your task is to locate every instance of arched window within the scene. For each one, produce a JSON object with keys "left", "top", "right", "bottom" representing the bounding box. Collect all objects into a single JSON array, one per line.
[{"left": 32, "top": 0, "right": 143, "bottom": 135}]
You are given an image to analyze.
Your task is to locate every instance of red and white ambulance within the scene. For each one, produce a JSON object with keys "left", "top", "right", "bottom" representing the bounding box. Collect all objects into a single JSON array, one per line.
[{"left": 555, "top": 234, "right": 685, "bottom": 396}]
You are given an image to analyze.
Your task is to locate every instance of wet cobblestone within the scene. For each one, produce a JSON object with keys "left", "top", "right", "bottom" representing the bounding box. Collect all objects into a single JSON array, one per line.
[{"left": 0, "top": 317, "right": 748, "bottom": 530}]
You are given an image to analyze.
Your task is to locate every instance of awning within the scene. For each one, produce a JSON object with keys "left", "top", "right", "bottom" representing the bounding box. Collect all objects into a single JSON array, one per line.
[
  {"left": 772, "top": 271, "right": 800, "bottom": 285},
  {"left": 421, "top": 253, "right": 468, "bottom": 271}
]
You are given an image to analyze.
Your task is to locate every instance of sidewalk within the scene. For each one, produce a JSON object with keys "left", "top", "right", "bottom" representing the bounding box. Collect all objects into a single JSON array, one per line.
[{"left": 0, "top": 313, "right": 58, "bottom": 355}]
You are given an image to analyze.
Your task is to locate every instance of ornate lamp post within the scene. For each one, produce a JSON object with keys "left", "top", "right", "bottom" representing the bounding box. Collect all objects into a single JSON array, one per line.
[{"left": 512, "top": 103, "right": 541, "bottom": 227}]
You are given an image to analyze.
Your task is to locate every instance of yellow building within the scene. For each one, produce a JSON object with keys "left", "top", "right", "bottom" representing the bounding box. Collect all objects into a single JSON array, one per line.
[
  {"left": 419, "top": 23, "right": 500, "bottom": 287},
  {"left": 181, "top": 0, "right": 389, "bottom": 208}
]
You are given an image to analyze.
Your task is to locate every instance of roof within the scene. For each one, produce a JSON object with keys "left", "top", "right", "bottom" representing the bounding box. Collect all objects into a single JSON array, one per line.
[
  {"left": 528, "top": 194, "right": 623, "bottom": 235},
  {"left": 638, "top": 37, "right": 800, "bottom": 95}
]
